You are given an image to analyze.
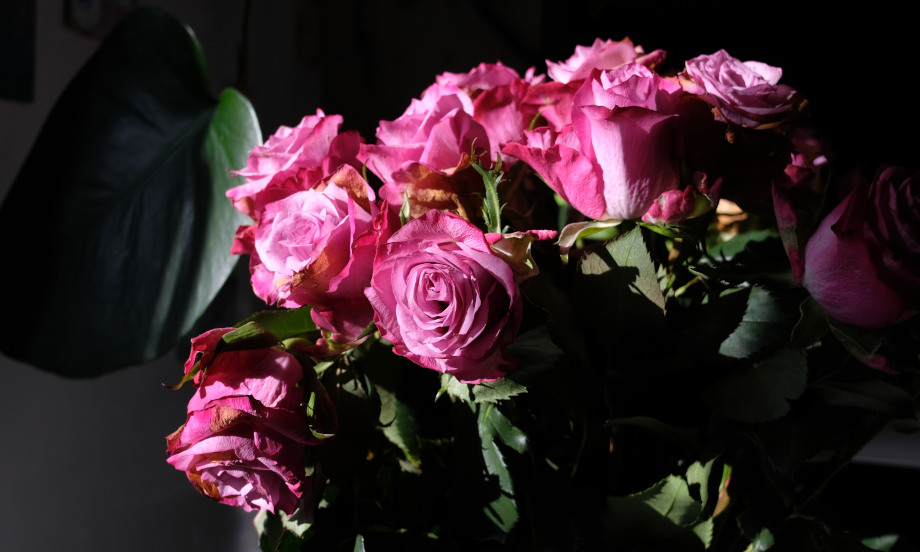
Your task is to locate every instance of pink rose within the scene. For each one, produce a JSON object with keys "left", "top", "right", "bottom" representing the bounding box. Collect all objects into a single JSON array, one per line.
[
  {"left": 248, "top": 166, "right": 383, "bottom": 342},
  {"left": 166, "top": 328, "right": 333, "bottom": 514},
  {"left": 681, "top": 49, "right": 803, "bottom": 128},
  {"left": 359, "top": 83, "right": 490, "bottom": 219},
  {"left": 641, "top": 185, "right": 712, "bottom": 225},
  {"left": 802, "top": 166, "right": 919, "bottom": 328},
  {"left": 503, "top": 63, "right": 682, "bottom": 226},
  {"left": 502, "top": 106, "right": 679, "bottom": 223},
  {"left": 365, "top": 209, "right": 522, "bottom": 383},
  {"left": 437, "top": 62, "right": 544, "bottom": 163},
  {"left": 546, "top": 37, "right": 665, "bottom": 84},
  {"left": 227, "top": 110, "right": 363, "bottom": 222},
  {"left": 573, "top": 61, "right": 682, "bottom": 113}
]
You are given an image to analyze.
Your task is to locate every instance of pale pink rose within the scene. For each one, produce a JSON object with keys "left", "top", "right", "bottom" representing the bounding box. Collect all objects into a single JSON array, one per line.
[
  {"left": 436, "top": 61, "right": 525, "bottom": 91},
  {"left": 681, "top": 49, "right": 803, "bottom": 128},
  {"left": 365, "top": 209, "right": 522, "bottom": 383},
  {"left": 227, "top": 110, "right": 362, "bottom": 222},
  {"left": 802, "top": 166, "right": 919, "bottom": 328},
  {"left": 546, "top": 37, "right": 665, "bottom": 84},
  {"left": 501, "top": 103, "right": 679, "bottom": 222},
  {"left": 248, "top": 166, "right": 383, "bottom": 342},
  {"left": 166, "top": 328, "right": 334, "bottom": 514},
  {"left": 573, "top": 61, "right": 682, "bottom": 113}
]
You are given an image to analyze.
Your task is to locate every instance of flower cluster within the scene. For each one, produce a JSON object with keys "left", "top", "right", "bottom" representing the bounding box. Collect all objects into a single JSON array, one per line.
[{"left": 166, "top": 37, "right": 919, "bottom": 549}]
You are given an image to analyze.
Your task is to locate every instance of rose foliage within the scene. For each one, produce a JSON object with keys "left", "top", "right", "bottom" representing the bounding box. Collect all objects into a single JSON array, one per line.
[{"left": 165, "top": 37, "right": 920, "bottom": 551}]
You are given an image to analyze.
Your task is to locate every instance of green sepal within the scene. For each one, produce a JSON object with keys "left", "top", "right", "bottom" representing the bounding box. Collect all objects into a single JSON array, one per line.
[{"left": 472, "top": 156, "right": 506, "bottom": 234}]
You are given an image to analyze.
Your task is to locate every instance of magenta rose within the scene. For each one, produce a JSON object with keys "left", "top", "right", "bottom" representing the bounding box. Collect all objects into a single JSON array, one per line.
[
  {"left": 248, "top": 166, "right": 383, "bottom": 342},
  {"left": 681, "top": 49, "right": 803, "bottom": 128},
  {"left": 228, "top": 110, "right": 363, "bottom": 222},
  {"left": 166, "top": 328, "right": 333, "bottom": 514},
  {"left": 802, "top": 166, "right": 919, "bottom": 328},
  {"left": 365, "top": 209, "right": 522, "bottom": 383}
]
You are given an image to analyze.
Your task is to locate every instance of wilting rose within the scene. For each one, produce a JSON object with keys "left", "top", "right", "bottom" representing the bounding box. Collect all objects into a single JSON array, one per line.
[
  {"left": 365, "top": 209, "right": 522, "bottom": 383},
  {"left": 166, "top": 328, "right": 333, "bottom": 514},
  {"left": 248, "top": 166, "right": 382, "bottom": 342},
  {"left": 359, "top": 82, "right": 490, "bottom": 220},
  {"left": 802, "top": 166, "right": 919, "bottom": 328},
  {"left": 681, "top": 49, "right": 803, "bottom": 128},
  {"left": 227, "top": 110, "right": 362, "bottom": 222}
]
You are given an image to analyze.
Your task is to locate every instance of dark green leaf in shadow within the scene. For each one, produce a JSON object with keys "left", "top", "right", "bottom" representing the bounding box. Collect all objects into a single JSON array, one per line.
[
  {"left": 477, "top": 403, "right": 527, "bottom": 532},
  {"left": 705, "top": 348, "right": 808, "bottom": 423},
  {"left": 719, "top": 286, "right": 791, "bottom": 359},
  {"left": 0, "top": 8, "right": 260, "bottom": 376},
  {"left": 377, "top": 384, "right": 422, "bottom": 472},
  {"left": 575, "top": 227, "right": 666, "bottom": 348},
  {"left": 605, "top": 490, "right": 706, "bottom": 551}
]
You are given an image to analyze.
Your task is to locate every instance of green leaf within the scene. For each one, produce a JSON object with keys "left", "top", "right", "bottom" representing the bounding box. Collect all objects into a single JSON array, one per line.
[
  {"left": 377, "top": 384, "right": 422, "bottom": 472},
  {"left": 607, "top": 461, "right": 719, "bottom": 550},
  {"left": 254, "top": 510, "right": 307, "bottom": 552},
  {"left": 606, "top": 476, "right": 708, "bottom": 551},
  {"left": 477, "top": 403, "right": 527, "bottom": 532},
  {"left": 862, "top": 534, "right": 899, "bottom": 551},
  {"left": 480, "top": 402, "right": 528, "bottom": 453},
  {"left": 436, "top": 373, "right": 527, "bottom": 404},
  {"left": 438, "top": 373, "right": 472, "bottom": 403},
  {"left": 685, "top": 458, "right": 715, "bottom": 509},
  {"left": 353, "top": 534, "right": 366, "bottom": 552},
  {"left": 237, "top": 306, "right": 318, "bottom": 341},
  {"left": 472, "top": 378, "right": 528, "bottom": 404},
  {"left": 709, "top": 228, "right": 780, "bottom": 261},
  {"left": 576, "top": 227, "right": 666, "bottom": 339},
  {"left": 705, "top": 348, "right": 808, "bottom": 423},
  {"left": 746, "top": 528, "right": 775, "bottom": 551},
  {"left": 0, "top": 7, "right": 260, "bottom": 376},
  {"left": 219, "top": 321, "right": 283, "bottom": 352},
  {"left": 635, "top": 475, "right": 703, "bottom": 526},
  {"left": 719, "top": 286, "right": 792, "bottom": 359}
]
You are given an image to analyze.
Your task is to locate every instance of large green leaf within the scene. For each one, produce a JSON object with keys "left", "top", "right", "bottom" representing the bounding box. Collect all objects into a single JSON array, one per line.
[
  {"left": 478, "top": 403, "right": 527, "bottom": 532},
  {"left": 705, "top": 348, "right": 808, "bottom": 423},
  {"left": 0, "top": 8, "right": 260, "bottom": 376}
]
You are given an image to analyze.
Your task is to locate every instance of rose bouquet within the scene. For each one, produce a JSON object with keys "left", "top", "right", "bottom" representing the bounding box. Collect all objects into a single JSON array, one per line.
[
  {"left": 2, "top": 9, "right": 917, "bottom": 551},
  {"left": 157, "top": 35, "right": 920, "bottom": 551}
]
